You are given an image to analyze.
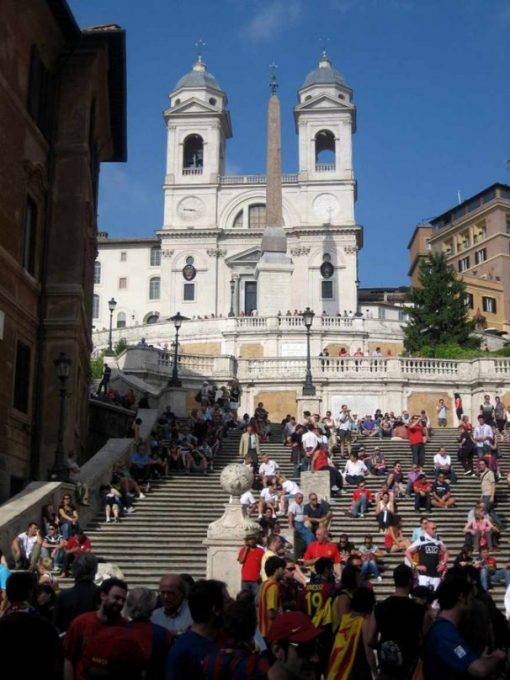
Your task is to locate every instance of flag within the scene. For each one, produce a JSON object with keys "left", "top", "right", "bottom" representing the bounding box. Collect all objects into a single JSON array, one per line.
[{"left": 326, "top": 612, "right": 363, "bottom": 680}]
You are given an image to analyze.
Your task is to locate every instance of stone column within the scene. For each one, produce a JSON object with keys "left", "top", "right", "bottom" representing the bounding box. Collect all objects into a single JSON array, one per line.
[{"left": 203, "top": 464, "right": 260, "bottom": 597}]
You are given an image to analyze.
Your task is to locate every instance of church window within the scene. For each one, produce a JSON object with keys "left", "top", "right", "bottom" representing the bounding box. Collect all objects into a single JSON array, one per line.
[
  {"left": 117, "top": 311, "right": 126, "bottom": 328},
  {"left": 183, "top": 283, "right": 195, "bottom": 301},
  {"left": 209, "top": 97, "right": 217, "bottom": 105},
  {"left": 321, "top": 280, "right": 333, "bottom": 299},
  {"left": 94, "top": 261, "right": 101, "bottom": 284},
  {"left": 183, "top": 134, "right": 204, "bottom": 172},
  {"left": 305, "top": 95, "right": 312, "bottom": 101},
  {"left": 248, "top": 204, "right": 266, "bottom": 229},
  {"left": 233, "top": 210, "right": 244, "bottom": 228},
  {"left": 378, "top": 307, "right": 386, "bottom": 320},
  {"left": 186, "top": 256, "right": 194, "bottom": 265},
  {"left": 315, "top": 130, "right": 335, "bottom": 170},
  {"left": 146, "top": 313, "right": 159, "bottom": 324},
  {"left": 323, "top": 253, "right": 331, "bottom": 262},
  {"left": 175, "top": 98, "right": 181, "bottom": 105},
  {"left": 119, "top": 277, "right": 127, "bottom": 289},
  {"left": 149, "top": 277, "right": 161, "bottom": 300},
  {"left": 150, "top": 246, "right": 161, "bottom": 266},
  {"left": 92, "top": 294, "right": 100, "bottom": 319},
  {"left": 120, "top": 251, "right": 127, "bottom": 262}
]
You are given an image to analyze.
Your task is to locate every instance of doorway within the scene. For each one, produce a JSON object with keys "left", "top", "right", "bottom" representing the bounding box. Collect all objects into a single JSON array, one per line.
[{"left": 244, "top": 281, "right": 257, "bottom": 314}]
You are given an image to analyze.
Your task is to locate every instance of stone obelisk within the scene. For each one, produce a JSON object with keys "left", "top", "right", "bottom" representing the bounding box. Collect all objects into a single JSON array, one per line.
[{"left": 255, "top": 68, "right": 294, "bottom": 316}]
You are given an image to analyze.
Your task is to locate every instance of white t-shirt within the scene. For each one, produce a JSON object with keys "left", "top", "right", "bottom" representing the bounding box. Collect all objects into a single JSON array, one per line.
[
  {"left": 17, "top": 532, "right": 38, "bottom": 557},
  {"left": 282, "top": 480, "right": 300, "bottom": 496},
  {"left": 337, "top": 413, "right": 352, "bottom": 431},
  {"left": 437, "top": 404, "right": 447, "bottom": 419},
  {"left": 288, "top": 501, "right": 304, "bottom": 523},
  {"left": 344, "top": 460, "right": 367, "bottom": 476},
  {"left": 473, "top": 424, "right": 493, "bottom": 447},
  {"left": 301, "top": 431, "right": 318, "bottom": 450},
  {"left": 260, "top": 487, "right": 279, "bottom": 504},
  {"left": 433, "top": 453, "right": 451, "bottom": 468},
  {"left": 259, "top": 460, "right": 277, "bottom": 477},
  {"left": 240, "top": 491, "right": 256, "bottom": 507}
]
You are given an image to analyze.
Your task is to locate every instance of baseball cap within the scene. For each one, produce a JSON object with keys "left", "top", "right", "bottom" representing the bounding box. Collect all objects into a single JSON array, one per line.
[
  {"left": 84, "top": 627, "right": 145, "bottom": 678},
  {"left": 266, "top": 611, "right": 322, "bottom": 643}
]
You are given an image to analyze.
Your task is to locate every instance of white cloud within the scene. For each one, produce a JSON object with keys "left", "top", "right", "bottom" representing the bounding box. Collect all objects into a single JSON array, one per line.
[{"left": 244, "top": 0, "right": 302, "bottom": 42}]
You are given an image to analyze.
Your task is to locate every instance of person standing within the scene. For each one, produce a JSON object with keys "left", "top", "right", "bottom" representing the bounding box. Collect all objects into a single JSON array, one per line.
[
  {"left": 239, "top": 424, "right": 261, "bottom": 467},
  {"left": 237, "top": 533, "right": 264, "bottom": 597},
  {"left": 454, "top": 393, "right": 463, "bottom": 423},
  {"left": 54, "top": 553, "right": 100, "bottom": 633},
  {"left": 151, "top": 573, "right": 193, "bottom": 635},
  {"left": 96, "top": 363, "right": 111, "bottom": 395},
  {"left": 409, "top": 414, "right": 426, "bottom": 467},
  {"left": 436, "top": 399, "right": 448, "bottom": 427},
  {"left": 257, "top": 556, "right": 284, "bottom": 639},
  {"left": 480, "top": 394, "right": 495, "bottom": 427},
  {"left": 405, "top": 520, "right": 448, "bottom": 590},
  {"left": 478, "top": 458, "right": 496, "bottom": 514},
  {"left": 494, "top": 396, "right": 506, "bottom": 433}
]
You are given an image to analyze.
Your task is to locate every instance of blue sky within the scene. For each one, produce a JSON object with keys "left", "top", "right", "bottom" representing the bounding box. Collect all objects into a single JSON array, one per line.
[{"left": 69, "top": 0, "right": 509, "bottom": 287}]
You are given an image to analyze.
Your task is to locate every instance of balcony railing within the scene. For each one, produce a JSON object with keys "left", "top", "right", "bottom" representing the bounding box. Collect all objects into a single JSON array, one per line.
[
  {"left": 315, "top": 163, "right": 336, "bottom": 172},
  {"left": 182, "top": 168, "right": 203, "bottom": 176},
  {"left": 219, "top": 174, "right": 298, "bottom": 185}
]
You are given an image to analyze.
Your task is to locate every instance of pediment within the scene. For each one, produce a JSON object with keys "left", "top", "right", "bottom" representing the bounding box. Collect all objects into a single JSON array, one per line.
[
  {"left": 165, "top": 97, "right": 220, "bottom": 116},
  {"left": 295, "top": 93, "right": 354, "bottom": 113},
  {"left": 226, "top": 247, "right": 262, "bottom": 265}
]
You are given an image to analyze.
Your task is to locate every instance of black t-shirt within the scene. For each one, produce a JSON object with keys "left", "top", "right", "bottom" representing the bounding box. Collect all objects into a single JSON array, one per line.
[
  {"left": 304, "top": 501, "right": 330, "bottom": 520},
  {"left": 375, "top": 596, "right": 425, "bottom": 675},
  {"left": 432, "top": 480, "right": 450, "bottom": 498}
]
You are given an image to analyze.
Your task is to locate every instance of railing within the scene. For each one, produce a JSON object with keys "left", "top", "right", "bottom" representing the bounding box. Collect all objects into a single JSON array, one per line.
[
  {"left": 320, "top": 316, "right": 355, "bottom": 328},
  {"left": 182, "top": 168, "right": 203, "bottom": 175},
  {"left": 400, "top": 358, "right": 459, "bottom": 376},
  {"left": 494, "top": 359, "right": 510, "bottom": 374},
  {"left": 315, "top": 163, "right": 336, "bottom": 172},
  {"left": 234, "top": 317, "right": 268, "bottom": 329},
  {"left": 218, "top": 173, "right": 298, "bottom": 185},
  {"left": 157, "top": 351, "right": 215, "bottom": 375}
]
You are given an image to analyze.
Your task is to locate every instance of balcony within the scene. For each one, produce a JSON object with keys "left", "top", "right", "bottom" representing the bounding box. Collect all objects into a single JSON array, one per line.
[
  {"left": 218, "top": 174, "right": 298, "bottom": 185},
  {"left": 182, "top": 168, "right": 203, "bottom": 176},
  {"left": 315, "top": 163, "right": 336, "bottom": 173}
]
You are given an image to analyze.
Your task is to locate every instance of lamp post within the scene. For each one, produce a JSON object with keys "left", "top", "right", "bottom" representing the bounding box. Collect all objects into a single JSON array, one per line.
[
  {"left": 168, "top": 312, "right": 188, "bottom": 387},
  {"left": 50, "top": 352, "right": 72, "bottom": 481},
  {"left": 106, "top": 297, "right": 117, "bottom": 355},
  {"left": 228, "top": 278, "right": 236, "bottom": 317},
  {"left": 302, "top": 307, "right": 316, "bottom": 396}
]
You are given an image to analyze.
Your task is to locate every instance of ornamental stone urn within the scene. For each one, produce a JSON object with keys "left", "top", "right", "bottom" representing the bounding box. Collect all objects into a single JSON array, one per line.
[{"left": 203, "top": 463, "right": 260, "bottom": 596}]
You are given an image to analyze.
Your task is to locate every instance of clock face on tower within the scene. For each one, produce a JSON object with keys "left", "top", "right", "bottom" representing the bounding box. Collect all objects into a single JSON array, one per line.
[
  {"left": 313, "top": 193, "right": 340, "bottom": 222},
  {"left": 177, "top": 196, "right": 205, "bottom": 221}
]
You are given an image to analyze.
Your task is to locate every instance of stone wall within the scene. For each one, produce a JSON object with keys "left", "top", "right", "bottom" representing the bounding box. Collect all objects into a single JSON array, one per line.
[
  {"left": 407, "top": 391, "right": 454, "bottom": 427},
  {"left": 254, "top": 390, "right": 298, "bottom": 422},
  {"left": 239, "top": 343, "right": 264, "bottom": 358},
  {"left": 180, "top": 342, "right": 221, "bottom": 355}
]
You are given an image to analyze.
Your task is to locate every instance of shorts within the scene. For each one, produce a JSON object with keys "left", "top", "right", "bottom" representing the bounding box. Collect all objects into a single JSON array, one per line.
[
  {"left": 417, "top": 574, "right": 440, "bottom": 590},
  {"left": 339, "top": 429, "right": 352, "bottom": 442}
]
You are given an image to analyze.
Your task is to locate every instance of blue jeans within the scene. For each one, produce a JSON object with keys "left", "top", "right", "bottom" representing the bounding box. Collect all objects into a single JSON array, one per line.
[
  {"left": 241, "top": 580, "right": 260, "bottom": 597},
  {"left": 361, "top": 560, "right": 380, "bottom": 579},
  {"left": 480, "top": 567, "right": 510, "bottom": 591},
  {"left": 294, "top": 521, "right": 315, "bottom": 546},
  {"left": 352, "top": 496, "right": 368, "bottom": 517},
  {"left": 41, "top": 547, "right": 64, "bottom": 568}
]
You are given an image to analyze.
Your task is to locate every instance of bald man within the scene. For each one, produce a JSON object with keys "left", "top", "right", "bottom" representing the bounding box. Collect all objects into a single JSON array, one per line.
[{"left": 151, "top": 573, "right": 193, "bottom": 634}]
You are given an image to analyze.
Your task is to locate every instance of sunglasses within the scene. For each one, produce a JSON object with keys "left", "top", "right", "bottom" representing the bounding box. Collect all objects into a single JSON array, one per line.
[{"left": 286, "top": 567, "right": 296, "bottom": 572}]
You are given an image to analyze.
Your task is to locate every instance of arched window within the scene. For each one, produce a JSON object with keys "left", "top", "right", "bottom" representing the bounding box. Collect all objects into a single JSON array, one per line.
[
  {"left": 145, "top": 313, "right": 160, "bottom": 324},
  {"left": 183, "top": 134, "right": 203, "bottom": 172},
  {"left": 117, "top": 311, "right": 126, "bottom": 328},
  {"left": 233, "top": 210, "right": 244, "bottom": 228},
  {"left": 150, "top": 246, "right": 161, "bottom": 266},
  {"left": 315, "top": 130, "right": 335, "bottom": 170},
  {"left": 92, "top": 294, "right": 99, "bottom": 319},
  {"left": 94, "top": 261, "right": 101, "bottom": 284},
  {"left": 149, "top": 277, "right": 160, "bottom": 300}
]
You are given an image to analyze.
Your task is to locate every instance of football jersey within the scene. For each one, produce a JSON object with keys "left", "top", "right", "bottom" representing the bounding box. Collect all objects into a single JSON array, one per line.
[{"left": 298, "top": 579, "right": 337, "bottom": 628}]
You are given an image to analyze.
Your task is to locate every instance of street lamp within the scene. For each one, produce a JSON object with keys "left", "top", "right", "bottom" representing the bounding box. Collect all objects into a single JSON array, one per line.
[
  {"left": 168, "top": 312, "right": 188, "bottom": 387},
  {"left": 302, "top": 307, "right": 316, "bottom": 396},
  {"left": 106, "top": 297, "right": 117, "bottom": 355},
  {"left": 228, "top": 278, "right": 236, "bottom": 317},
  {"left": 50, "top": 352, "right": 72, "bottom": 481}
]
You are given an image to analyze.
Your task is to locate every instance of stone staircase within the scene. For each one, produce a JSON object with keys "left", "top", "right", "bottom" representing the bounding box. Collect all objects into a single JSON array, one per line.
[{"left": 82, "top": 426, "right": 510, "bottom": 609}]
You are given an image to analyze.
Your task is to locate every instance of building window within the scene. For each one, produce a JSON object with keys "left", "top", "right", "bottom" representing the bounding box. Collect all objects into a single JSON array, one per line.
[
  {"left": 378, "top": 307, "right": 386, "bottom": 320},
  {"left": 506, "top": 215, "right": 510, "bottom": 234},
  {"left": 183, "top": 283, "right": 195, "bottom": 301},
  {"left": 23, "top": 197, "right": 37, "bottom": 275},
  {"left": 146, "top": 313, "right": 160, "bottom": 324},
  {"left": 119, "top": 277, "right": 127, "bottom": 289},
  {"left": 465, "top": 293, "right": 474, "bottom": 309},
  {"left": 150, "top": 246, "right": 161, "bottom": 266},
  {"left": 120, "top": 252, "right": 127, "bottom": 262},
  {"left": 248, "top": 204, "right": 266, "bottom": 229},
  {"left": 94, "top": 261, "right": 101, "bottom": 284},
  {"left": 482, "top": 297, "right": 496, "bottom": 313},
  {"left": 315, "top": 129, "right": 335, "bottom": 170},
  {"left": 233, "top": 210, "right": 244, "bottom": 228},
  {"left": 475, "top": 248, "right": 487, "bottom": 264},
  {"left": 474, "top": 221, "right": 486, "bottom": 243},
  {"left": 458, "top": 256, "right": 470, "bottom": 272},
  {"left": 321, "top": 280, "right": 333, "bottom": 299},
  {"left": 425, "top": 238, "right": 431, "bottom": 251},
  {"left": 117, "top": 311, "right": 126, "bottom": 328},
  {"left": 27, "top": 47, "right": 50, "bottom": 136},
  {"left": 92, "top": 294, "right": 99, "bottom": 319},
  {"left": 398, "top": 309, "right": 408, "bottom": 321},
  {"left": 183, "top": 134, "right": 203, "bottom": 172},
  {"left": 149, "top": 277, "right": 160, "bottom": 300},
  {"left": 13, "top": 341, "right": 31, "bottom": 413}
]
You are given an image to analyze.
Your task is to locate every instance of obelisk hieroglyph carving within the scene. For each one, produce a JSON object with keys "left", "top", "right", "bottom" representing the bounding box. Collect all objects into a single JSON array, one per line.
[{"left": 256, "top": 66, "right": 294, "bottom": 315}]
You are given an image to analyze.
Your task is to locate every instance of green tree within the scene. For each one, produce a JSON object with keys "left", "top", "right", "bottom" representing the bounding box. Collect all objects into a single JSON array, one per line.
[
  {"left": 404, "top": 253, "right": 476, "bottom": 353},
  {"left": 90, "top": 350, "right": 106, "bottom": 379},
  {"left": 115, "top": 337, "right": 127, "bottom": 356}
]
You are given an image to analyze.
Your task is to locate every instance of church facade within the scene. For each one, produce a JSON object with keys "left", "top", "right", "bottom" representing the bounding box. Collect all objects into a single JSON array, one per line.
[{"left": 94, "top": 53, "right": 362, "bottom": 330}]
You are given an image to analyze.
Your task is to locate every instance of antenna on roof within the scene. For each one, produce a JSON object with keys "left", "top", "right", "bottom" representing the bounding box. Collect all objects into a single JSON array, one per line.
[
  {"left": 195, "top": 38, "right": 206, "bottom": 63},
  {"left": 319, "top": 36, "right": 331, "bottom": 59},
  {"left": 457, "top": 190, "right": 462, "bottom": 204}
]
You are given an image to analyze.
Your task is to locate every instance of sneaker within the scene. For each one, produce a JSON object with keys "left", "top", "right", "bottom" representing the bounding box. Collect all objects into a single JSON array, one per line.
[
  {"left": 105, "top": 518, "right": 111, "bottom": 523},
  {"left": 137, "top": 493, "right": 146, "bottom": 500},
  {"left": 331, "top": 486, "right": 340, "bottom": 492},
  {"left": 126, "top": 506, "right": 136, "bottom": 513},
  {"left": 377, "top": 576, "right": 382, "bottom": 582},
  {"left": 360, "top": 512, "right": 365, "bottom": 518},
  {"left": 145, "top": 482, "right": 151, "bottom": 492},
  {"left": 114, "top": 517, "right": 120, "bottom": 524},
  {"left": 276, "top": 511, "right": 285, "bottom": 516}
]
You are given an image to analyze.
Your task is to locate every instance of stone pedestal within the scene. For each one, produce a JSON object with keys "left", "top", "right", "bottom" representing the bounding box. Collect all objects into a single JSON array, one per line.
[
  {"left": 300, "top": 471, "right": 331, "bottom": 503},
  {"left": 159, "top": 387, "right": 186, "bottom": 417},
  {"left": 255, "top": 260, "right": 294, "bottom": 317},
  {"left": 203, "top": 464, "right": 260, "bottom": 597},
  {"left": 296, "top": 396, "right": 323, "bottom": 421}
]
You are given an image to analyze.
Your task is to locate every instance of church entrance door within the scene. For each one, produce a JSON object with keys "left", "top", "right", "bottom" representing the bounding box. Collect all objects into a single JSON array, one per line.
[{"left": 244, "top": 281, "right": 257, "bottom": 314}]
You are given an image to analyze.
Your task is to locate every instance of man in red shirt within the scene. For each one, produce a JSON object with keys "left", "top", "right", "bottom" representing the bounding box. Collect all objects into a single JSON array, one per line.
[
  {"left": 303, "top": 527, "right": 342, "bottom": 577},
  {"left": 413, "top": 473, "right": 432, "bottom": 512},
  {"left": 63, "top": 577, "right": 128, "bottom": 680},
  {"left": 237, "top": 532, "right": 264, "bottom": 597},
  {"left": 409, "top": 414, "right": 426, "bottom": 467},
  {"left": 351, "top": 480, "right": 373, "bottom": 518},
  {"left": 63, "top": 528, "right": 92, "bottom": 577}
]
